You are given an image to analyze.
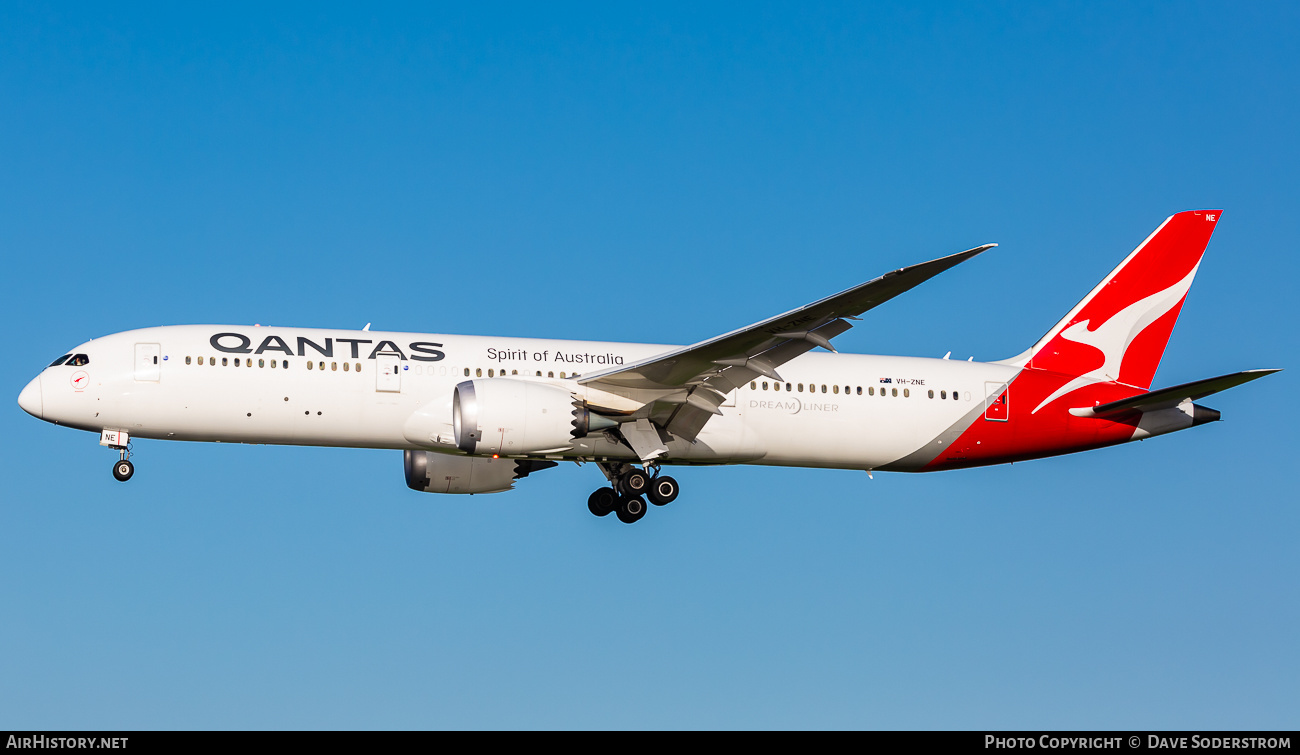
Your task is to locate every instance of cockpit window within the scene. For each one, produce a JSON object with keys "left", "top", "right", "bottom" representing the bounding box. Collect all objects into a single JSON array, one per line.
[
  {"left": 67, "top": 354, "right": 91, "bottom": 367},
  {"left": 49, "top": 355, "right": 71, "bottom": 367}
]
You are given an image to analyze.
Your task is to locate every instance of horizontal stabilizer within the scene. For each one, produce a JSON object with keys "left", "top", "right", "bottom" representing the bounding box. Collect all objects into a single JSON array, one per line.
[{"left": 1070, "top": 369, "right": 1281, "bottom": 417}]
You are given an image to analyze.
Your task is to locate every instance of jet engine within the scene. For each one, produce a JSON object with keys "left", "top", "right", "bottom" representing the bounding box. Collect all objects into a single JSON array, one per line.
[
  {"left": 404, "top": 450, "right": 557, "bottom": 495},
  {"left": 452, "top": 379, "right": 617, "bottom": 455}
]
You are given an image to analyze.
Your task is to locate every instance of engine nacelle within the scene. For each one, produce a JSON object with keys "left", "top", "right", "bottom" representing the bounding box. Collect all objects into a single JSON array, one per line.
[
  {"left": 404, "top": 450, "right": 557, "bottom": 495},
  {"left": 452, "top": 378, "right": 616, "bottom": 455}
]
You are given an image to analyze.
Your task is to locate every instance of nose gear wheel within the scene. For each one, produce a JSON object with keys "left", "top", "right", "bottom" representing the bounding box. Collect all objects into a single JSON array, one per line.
[{"left": 111, "top": 443, "right": 135, "bottom": 482}]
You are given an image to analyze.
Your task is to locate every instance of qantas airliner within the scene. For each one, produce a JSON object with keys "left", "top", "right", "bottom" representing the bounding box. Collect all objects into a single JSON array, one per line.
[{"left": 17, "top": 210, "right": 1278, "bottom": 523}]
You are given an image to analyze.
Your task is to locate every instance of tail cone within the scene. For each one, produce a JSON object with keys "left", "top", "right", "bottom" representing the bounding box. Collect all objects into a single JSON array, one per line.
[{"left": 1191, "top": 404, "right": 1221, "bottom": 425}]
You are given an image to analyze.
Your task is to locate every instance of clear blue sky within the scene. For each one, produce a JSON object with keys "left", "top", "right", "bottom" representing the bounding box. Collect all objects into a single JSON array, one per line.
[{"left": 2, "top": 2, "right": 1296, "bottom": 729}]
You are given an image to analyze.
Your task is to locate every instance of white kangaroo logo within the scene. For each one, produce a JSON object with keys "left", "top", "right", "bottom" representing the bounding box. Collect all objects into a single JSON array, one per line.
[{"left": 1032, "top": 263, "right": 1200, "bottom": 414}]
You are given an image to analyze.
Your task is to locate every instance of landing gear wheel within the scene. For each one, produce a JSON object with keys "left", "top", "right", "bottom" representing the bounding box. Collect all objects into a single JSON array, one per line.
[
  {"left": 587, "top": 487, "right": 617, "bottom": 517},
  {"left": 619, "top": 469, "right": 650, "bottom": 497},
  {"left": 647, "top": 475, "right": 679, "bottom": 506},
  {"left": 112, "top": 459, "right": 134, "bottom": 482},
  {"left": 616, "top": 495, "right": 647, "bottom": 524}
]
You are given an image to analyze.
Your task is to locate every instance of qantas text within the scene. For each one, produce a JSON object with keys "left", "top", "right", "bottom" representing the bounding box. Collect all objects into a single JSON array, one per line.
[{"left": 210, "top": 333, "right": 444, "bottom": 361}]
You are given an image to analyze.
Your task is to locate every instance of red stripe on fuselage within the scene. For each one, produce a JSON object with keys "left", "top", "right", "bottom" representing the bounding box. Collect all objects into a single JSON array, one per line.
[{"left": 923, "top": 368, "right": 1148, "bottom": 470}]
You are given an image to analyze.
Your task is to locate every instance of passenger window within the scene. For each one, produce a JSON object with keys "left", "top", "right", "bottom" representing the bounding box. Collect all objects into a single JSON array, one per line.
[
  {"left": 464, "top": 368, "right": 470, "bottom": 377},
  {"left": 283, "top": 360, "right": 289, "bottom": 369},
  {"left": 821, "top": 385, "right": 827, "bottom": 393},
  {"left": 856, "top": 387, "right": 862, "bottom": 395},
  {"left": 331, "top": 362, "right": 337, "bottom": 371},
  {"left": 488, "top": 369, "right": 494, "bottom": 377},
  {"left": 512, "top": 370, "right": 518, "bottom": 375},
  {"left": 355, "top": 363, "right": 361, "bottom": 372},
  {"left": 222, "top": 357, "right": 229, "bottom": 367},
  {"left": 833, "top": 385, "right": 839, "bottom": 394},
  {"left": 560, "top": 372, "right": 567, "bottom": 379},
  {"left": 307, "top": 361, "right": 314, "bottom": 370},
  {"left": 476, "top": 368, "right": 482, "bottom": 377},
  {"left": 271, "top": 360, "right": 277, "bottom": 368},
  {"left": 892, "top": 388, "right": 898, "bottom": 397},
  {"left": 955, "top": 391, "right": 960, "bottom": 401},
  {"left": 198, "top": 356, "right": 204, "bottom": 365},
  {"left": 928, "top": 390, "right": 934, "bottom": 399},
  {"left": 904, "top": 388, "right": 910, "bottom": 398},
  {"left": 548, "top": 371, "right": 554, "bottom": 378},
  {"left": 343, "top": 362, "right": 349, "bottom": 372},
  {"left": 797, "top": 383, "right": 803, "bottom": 392},
  {"left": 185, "top": 356, "right": 192, "bottom": 365},
  {"left": 940, "top": 390, "right": 946, "bottom": 399},
  {"left": 868, "top": 387, "right": 873, "bottom": 396},
  {"left": 257, "top": 359, "right": 264, "bottom": 368},
  {"left": 761, "top": 381, "right": 768, "bottom": 391},
  {"left": 750, "top": 381, "right": 757, "bottom": 390}
]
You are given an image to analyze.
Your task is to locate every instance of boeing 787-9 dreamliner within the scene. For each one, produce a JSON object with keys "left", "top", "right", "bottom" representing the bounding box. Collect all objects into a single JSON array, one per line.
[{"left": 17, "top": 210, "right": 1278, "bottom": 523}]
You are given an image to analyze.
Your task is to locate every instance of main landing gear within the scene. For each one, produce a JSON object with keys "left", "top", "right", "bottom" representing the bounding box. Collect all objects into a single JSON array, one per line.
[
  {"left": 111, "top": 445, "right": 134, "bottom": 482},
  {"left": 587, "top": 463, "right": 680, "bottom": 524}
]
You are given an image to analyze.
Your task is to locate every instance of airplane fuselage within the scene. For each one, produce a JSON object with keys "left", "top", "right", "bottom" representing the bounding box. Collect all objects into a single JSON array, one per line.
[{"left": 27, "top": 324, "right": 1038, "bottom": 473}]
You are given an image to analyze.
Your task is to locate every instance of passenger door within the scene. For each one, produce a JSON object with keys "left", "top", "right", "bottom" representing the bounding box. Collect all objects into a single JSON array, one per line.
[
  {"left": 376, "top": 353, "right": 402, "bottom": 393},
  {"left": 984, "top": 381, "right": 1009, "bottom": 421},
  {"left": 134, "top": 343, "right": 161, "bottom": 382}
]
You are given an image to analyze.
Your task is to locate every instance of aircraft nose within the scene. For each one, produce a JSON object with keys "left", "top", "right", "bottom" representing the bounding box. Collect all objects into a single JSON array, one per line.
[{"left": 18, "top": 376, "right": 42, "bottom": 419}]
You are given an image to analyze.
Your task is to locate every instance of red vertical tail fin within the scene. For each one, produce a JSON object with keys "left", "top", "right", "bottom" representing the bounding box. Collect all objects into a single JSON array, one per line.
[{"left": 1008, "top": 210, "right": 1223, "bottom": 412}]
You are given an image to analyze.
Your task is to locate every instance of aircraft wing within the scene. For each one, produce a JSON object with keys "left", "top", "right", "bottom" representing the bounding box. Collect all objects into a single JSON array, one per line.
[{"left": 578, "top": 244, "right": 994, "bottom": 442}]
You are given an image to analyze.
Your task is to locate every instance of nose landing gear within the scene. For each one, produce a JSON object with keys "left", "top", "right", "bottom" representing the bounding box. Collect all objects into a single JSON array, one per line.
[
  {"left": 100, "top": 430, "right": 135, "bottom": 482},
  {"left": 111, "top": 445, "right": 134, "bottom": 482}
]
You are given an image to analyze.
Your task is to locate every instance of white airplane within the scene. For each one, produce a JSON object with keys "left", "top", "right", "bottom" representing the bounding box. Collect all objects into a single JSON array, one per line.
[{"left": 17, "top": 210, "right": 1278, "bottom": 523}]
